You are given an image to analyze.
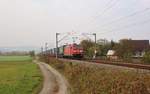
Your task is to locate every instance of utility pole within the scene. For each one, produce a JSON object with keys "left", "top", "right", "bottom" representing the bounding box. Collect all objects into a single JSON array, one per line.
[
  {"left": 41, "top": 46, "right": 43, "bottom": 55},
  {"left": 93, "top": 33, "right": 96, "bottom": 44},
  {"left": 45, "top": 42, "right": 48, "bottom": 54},
  {"left": 93, "top": 33, "right": 97, "bottom": 59},
  {"left": 56, "top": 33, "right": 59, "bottom": 59},
  {"left": 55, "top": 32, "right": 70, "bottom": 59}
]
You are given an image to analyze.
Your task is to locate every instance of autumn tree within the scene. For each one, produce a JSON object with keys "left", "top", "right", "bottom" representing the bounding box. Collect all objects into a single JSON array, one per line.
[
  {"left": 114, "top": 39, "right": 133, "bottom": 61},
  {"left": 80, "top": 39, "right": 114, "bottom": 58},
  {"left": 143, "top": 50, "right": 150, "bottom": 63},
  {"left": 80, "top": 40, "right": 95, "bottom": 58}
]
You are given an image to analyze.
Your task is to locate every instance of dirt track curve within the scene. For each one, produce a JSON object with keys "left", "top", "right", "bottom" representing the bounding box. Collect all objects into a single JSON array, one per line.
[{"left": 35, "top": 61, "right": 69, "bottom": 94}]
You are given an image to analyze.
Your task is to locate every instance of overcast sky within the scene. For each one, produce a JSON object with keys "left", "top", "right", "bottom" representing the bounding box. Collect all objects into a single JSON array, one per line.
[{"left": 0, "top": 0, "right": 150, "bottom": 48}]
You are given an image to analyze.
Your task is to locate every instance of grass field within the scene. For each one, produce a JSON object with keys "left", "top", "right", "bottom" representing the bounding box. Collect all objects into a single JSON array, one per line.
[
  {"left": 0, "top": 56, "right": 32, "bottom": 62},
  {"left": 45, "top": 57, "right": 150, "bottom": 94},
  {"left": 0, "top": 56, "right": 42, "bottom": 94}
]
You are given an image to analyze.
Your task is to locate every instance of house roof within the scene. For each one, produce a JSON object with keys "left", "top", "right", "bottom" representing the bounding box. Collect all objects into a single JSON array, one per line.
[{"left": 129, "top": 40, "right": 149, "bottom": 51}]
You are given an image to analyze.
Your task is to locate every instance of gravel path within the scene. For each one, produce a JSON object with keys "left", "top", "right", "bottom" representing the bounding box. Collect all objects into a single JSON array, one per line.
[{"left": 36, "top": 61, "right": 69, "bottom": 94}]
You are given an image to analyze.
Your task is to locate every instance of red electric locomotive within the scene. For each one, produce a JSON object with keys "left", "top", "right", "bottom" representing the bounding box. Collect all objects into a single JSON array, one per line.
[{"left": 64, "top": 43, "right": 83, "bottom": 58}]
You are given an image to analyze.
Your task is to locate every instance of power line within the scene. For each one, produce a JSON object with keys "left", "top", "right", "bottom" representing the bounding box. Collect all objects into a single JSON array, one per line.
[
  {"left": 58, "top": 34, "right": 69, "bottom": 43},
  {"left": 90, "top": 0, "right": 115, "bottom": 18},
  {"left": 76, "top": 0, "right": 119, "bottom": 30},
  {"left": 96, "top": 18, "right": 150, "bottom": 35},
  {"left": 57, "top": 31, "right": 77, "bottom": 43},
  {"left": 94, "top": 0, "right": 119, "bottom": 19},
  {"left": 91, "top": 7, "right": 150, "bottom": 31},
  {"left": 89, "top": 0, "right": 119, "bottom": 23},
  {"left": 79, "top": 0, "right": 149, "bottom": 34}
]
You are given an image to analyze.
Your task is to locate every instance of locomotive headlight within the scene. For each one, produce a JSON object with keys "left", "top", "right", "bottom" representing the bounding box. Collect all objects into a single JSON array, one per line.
[{"left": 73, "top": 50, "right": 77, "bottom": 52}]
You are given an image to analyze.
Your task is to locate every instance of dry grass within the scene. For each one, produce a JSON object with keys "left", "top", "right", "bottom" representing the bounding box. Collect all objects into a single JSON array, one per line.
[{"left": 43, "top": 57, "right": 150, "bottom": 94}]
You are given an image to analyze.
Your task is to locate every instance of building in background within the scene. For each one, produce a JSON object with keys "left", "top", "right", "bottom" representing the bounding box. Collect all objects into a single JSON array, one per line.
[
  {"left": 97, "top": 39, "right": 109, "bottom": 45},
  {"left": 129, "top": 40, "right": 149, "bottom": 58},
  {"left": 107, "top": 50, "right": 118, "bottom": 60}
]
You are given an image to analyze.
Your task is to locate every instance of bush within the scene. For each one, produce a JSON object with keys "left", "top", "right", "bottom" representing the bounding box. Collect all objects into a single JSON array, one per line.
[
  {"left": 123, "top": 52, "right": 133, "bottom": 62},
  {"left": 143, "top": 51, "right": 150, "bottom": 63}
]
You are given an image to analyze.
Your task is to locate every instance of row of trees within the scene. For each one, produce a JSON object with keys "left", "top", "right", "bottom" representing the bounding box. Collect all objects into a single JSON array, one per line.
[
  {"left": 80, "top": 39, "right": 150, "bottom": 63},
  {"left": 0, "top": 51, "right": 29, "bottom": 56},
  {"left": 143, "top": 51, "right": 150, "bottom": 63},
  {"left": 0, "top": 51, "right": 35, "bottom": 57},
  {"left": 80, "top": 39, "right": 115, "bottom": 59}
]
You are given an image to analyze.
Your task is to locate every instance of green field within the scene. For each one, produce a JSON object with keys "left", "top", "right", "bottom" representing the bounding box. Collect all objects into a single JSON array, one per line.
[
  {"left": 0, "top": 56, "right": 42, "bottom": 94},
  {"left": 0, "top": 56, "right": 32, "bottom": 62}
]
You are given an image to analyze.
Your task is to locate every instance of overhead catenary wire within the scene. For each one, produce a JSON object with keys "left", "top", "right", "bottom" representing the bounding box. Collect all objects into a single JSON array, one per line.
[
  {"left": 57, "top": 31, "right": 76, "bottom": 43},
  {"left": 58, "top": 32, "right": 96, "bottom": 45},
  {"left": 58, "top": 34, "right": 70, "bottom": 43}
]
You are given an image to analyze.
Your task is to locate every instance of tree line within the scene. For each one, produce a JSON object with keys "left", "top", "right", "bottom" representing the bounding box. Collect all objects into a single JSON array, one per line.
[
  {"left": 0, "top": 51, "right": 35, "bottom": 57},
  {"left": 80, "top": 39, "right": 150, "bottom": 63}
]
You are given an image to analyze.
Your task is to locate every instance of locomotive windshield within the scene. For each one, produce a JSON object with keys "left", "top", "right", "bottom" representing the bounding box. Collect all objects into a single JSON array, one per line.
[{"left": 73, "top": 44, "right": 82, "bottom": 49}]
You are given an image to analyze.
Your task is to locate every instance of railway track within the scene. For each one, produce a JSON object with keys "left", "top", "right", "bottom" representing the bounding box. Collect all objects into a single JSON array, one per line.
[
  {"left": 87, "top": 60, "right": 150, "bottom": 70},
  {"left": 59, "top": 58, "right": 150, "bottom": 70}
]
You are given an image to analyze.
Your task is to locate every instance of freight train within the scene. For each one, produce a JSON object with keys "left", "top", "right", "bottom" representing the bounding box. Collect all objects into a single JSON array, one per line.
[{"left": 44, "top": 43, "right": 84, "bottom": 58}]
